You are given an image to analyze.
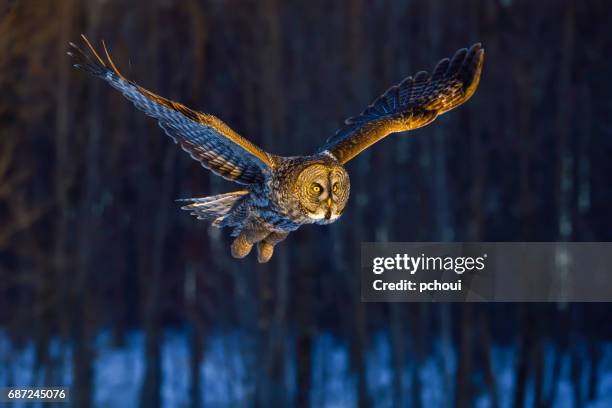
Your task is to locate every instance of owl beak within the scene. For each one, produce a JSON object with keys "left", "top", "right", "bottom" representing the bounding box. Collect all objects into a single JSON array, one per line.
[{"left": 324, "top": 197, "right": 332, "bottom": 220}]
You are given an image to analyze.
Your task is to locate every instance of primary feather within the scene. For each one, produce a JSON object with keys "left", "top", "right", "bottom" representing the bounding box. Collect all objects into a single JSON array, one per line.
[
  {"left": 319, "top": 43, "right": 484, "bottom": 164},
  {"left": 68, "top": 35, "right": 274, "bottom": 185}
]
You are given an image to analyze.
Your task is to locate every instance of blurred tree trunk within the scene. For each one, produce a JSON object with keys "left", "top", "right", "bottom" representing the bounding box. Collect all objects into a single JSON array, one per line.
[
  {"left": 345, "top": 0, "right": 370, "bottom": 406},
  {"left": 55, "top": 0, "right": 76, "bottom": 343},
  {"left": 479, "top": 309, "right": 499, "bottom": 408},
  {"left": 186, "top": 3, "right": 208, "bottom": 406},
  {"left": 532, "top": 327, "right": 545, "bottom": 408},
  {"left": 72, "top": 3, "right": 99, "bottom": 406},
  {"left": 513, "top": 305, "right": 535, "bottom": 408},
  {"left": 466, "top": 0, "right": 491, "bottom": 243},
  {"left": 544, "top": 307, "right": 567, "bottom": 407},
  {"left": 552, "top": 5, "right": 576, "bottom": 405},
  {"left": 438, "top": 304, "right": 453, "bottom": 408},
  {"left": 427, "top": 0, "right": 453, "bottom": 242},
  {"left": 514, "top": 11, "right": 536, "bottom": 240},
  {"left": 513, "top": 29, "right": 538, "bottom": 408},
  {"left": 377, "top": 2, "right": 408, "bottom": 405},
  {"left": 295, "top": 321, "right": 313, "bottom": 408},
  {"left": 426, "top": 3, "right": 461, "bottom": 399},
  {"left": 140, "top": 147, "right": 176, "bottom": 408},
  {"left": 138, "top": 6, "right": 169, "bottom": 408},
  {"left": 455, "top": 304, "right": 473, "bottom": 408},
  {"left": 390, "top": 304, "right": 405, "bottom": 407},
  {"left": 570, "top": 339, "right": 583, "bottom": 408},
  {"left": 410, "top": 304, "right": 428, "bottom": 408},
  {"left": 569, "top": 306, "right": 584, "bottom": 408},
  {"left": 189, "top": 320, "right": 204, "bottom": 408},
  {"left": 586, "top": 339, "right": 601, "bottom": 402},
  {"left": 556, "top": 0, "right": 575, "bottom": 241},
  {"left": 575, "top": 82, "right": 593, "bottom": 240},
  {"left": 254, "top": 0, "right": 290, "bottom": 406}
]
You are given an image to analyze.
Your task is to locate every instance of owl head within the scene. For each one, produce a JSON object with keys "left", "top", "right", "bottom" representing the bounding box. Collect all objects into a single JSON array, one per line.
[{"left": 294, "top": 162, "right": 350, "bottom": 224}]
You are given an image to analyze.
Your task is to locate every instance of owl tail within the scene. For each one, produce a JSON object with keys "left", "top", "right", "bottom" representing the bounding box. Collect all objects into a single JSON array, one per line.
[{"left": 177, "top": 190, "right": 249, "bottom": 227}]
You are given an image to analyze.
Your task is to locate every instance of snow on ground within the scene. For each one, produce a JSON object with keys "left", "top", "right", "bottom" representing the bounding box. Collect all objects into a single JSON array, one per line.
[{"left": 1, "top": 329, "right": 612, "bottom": 407}]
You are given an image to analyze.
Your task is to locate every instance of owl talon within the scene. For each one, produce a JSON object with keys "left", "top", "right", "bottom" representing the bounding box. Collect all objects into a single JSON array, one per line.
[
  {"left": 231, "top": 235, "right": 253, "bottom": 259},
  {"left": 257, "top": 242, "right": 274, "bottom": 263}
]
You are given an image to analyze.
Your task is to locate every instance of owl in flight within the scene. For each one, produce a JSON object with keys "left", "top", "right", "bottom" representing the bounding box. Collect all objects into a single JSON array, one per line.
[{"left": 68, "top": 36, "right": 484, "bottom": 263}]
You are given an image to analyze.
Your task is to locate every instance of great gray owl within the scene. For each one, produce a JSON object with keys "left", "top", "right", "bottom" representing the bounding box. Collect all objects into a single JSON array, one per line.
[{"left": 68, "top": 35, "right": 484, "bottom": 263}]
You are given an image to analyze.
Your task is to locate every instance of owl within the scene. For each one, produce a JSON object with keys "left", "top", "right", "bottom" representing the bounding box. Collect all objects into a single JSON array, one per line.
[{"left": 68, "top": 36, "right": 484, "bottom": 263}]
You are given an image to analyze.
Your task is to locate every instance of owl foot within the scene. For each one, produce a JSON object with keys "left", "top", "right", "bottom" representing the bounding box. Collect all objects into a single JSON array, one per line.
[
  {"left": 231, "top": 234, "right": 253, "bottom": 258},
  {"left": 257, "top": 242, "right": 274, "bottom": 263}
]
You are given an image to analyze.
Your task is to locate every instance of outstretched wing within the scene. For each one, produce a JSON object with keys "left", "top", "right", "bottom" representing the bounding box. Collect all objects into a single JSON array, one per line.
[
  {"left": 318, "top": 43, "right": 484, "bottom": 164},
  {"left": 68, "top": 35, "right": 274, "bottom": 185}
]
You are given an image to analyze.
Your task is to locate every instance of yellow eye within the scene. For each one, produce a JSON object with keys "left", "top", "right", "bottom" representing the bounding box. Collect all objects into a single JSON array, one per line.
[
  {"left": 332, "top": 183, "right": 339, "bottom": 193},
  {"left": 311, "top": 184, "right": 321, "bottom": 193}
]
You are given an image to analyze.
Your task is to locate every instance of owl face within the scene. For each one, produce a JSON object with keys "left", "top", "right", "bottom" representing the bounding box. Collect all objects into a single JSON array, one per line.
[{"left": 294, "top": 163, "right": 350, "bottom": 224}]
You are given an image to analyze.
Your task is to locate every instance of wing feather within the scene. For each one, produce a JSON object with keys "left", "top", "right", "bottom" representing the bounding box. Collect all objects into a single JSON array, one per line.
[
  {"left": 319, "top": 43, "right": 484, "bottom": 164},
  {"left": 68, "top": 35, "right": 273, "bottom": 185}
]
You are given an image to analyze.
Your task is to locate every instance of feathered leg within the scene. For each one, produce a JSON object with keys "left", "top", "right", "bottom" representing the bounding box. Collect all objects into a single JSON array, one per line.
[
  {"left": 257, "top": 231, "right": 289, "bottom": 263},
  {"left": 231, "top": 228, "right": 269, "bottom": 259}
]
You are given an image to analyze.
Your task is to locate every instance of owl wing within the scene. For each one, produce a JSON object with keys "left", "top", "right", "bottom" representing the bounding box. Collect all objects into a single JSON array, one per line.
[
  {"left": 68, "top": 35, "right": 274, "bottom": 185},
  {"left": 318, "top": 43, "right": 484, "bottom": 164}
]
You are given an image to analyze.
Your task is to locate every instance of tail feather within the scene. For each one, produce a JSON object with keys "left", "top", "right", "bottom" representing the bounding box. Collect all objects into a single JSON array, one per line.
[{"left": 178, "top": 190, "right": 248, "bottom": 226}]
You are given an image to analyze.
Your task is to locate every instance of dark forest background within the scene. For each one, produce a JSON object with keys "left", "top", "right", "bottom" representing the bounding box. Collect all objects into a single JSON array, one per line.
[{"left": 1, "top": 0, "right": 612, "bottom": 407}]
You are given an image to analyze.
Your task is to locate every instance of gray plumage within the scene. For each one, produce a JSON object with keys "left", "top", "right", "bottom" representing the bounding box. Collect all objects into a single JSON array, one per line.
[{"left": 68, "top": 36, "right": 484, "bottom": 263}]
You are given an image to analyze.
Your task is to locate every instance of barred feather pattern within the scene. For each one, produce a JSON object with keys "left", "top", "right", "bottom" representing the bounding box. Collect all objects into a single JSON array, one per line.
[
  {"left": 67, "top": 35, "right": 273, "bottom": 185},
  {"left": 68, "top": 37, "right": 483, "bottom": 263},
  {"left": 319, "top": 43, "right": 484, "bottom": 164}
]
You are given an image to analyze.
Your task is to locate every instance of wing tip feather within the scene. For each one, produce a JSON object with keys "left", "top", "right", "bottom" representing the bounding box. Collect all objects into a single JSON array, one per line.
[
  {"left": 323, "top": 43, "right": 485, "bottom": 163},
  {"left": 101, "top": 39, "right": 126, "bottom": 81},
  {"left": 80, "top": 34, "right": 106, "bottom": 67},
  {"left": 68, "top": 35, "right": 277, "bottom": 185}
]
